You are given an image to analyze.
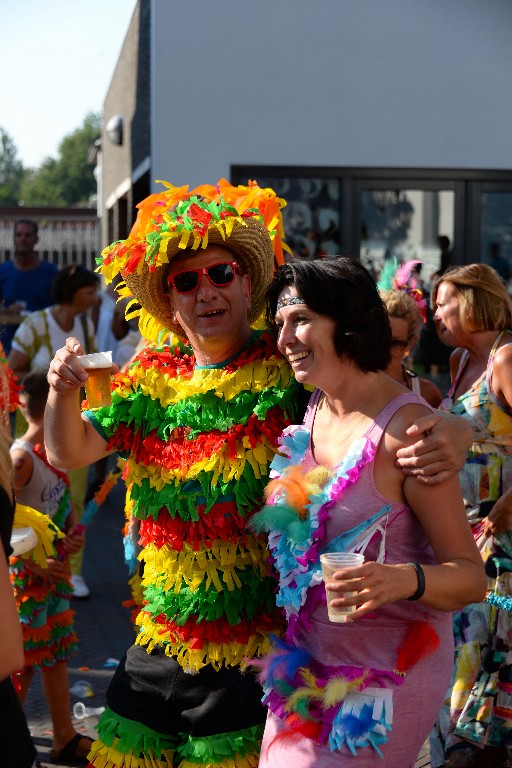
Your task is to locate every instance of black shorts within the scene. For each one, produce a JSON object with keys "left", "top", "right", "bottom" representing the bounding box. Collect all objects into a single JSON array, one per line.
[{"left": 107, "top": 643, "right": 267, "bottom": 739}]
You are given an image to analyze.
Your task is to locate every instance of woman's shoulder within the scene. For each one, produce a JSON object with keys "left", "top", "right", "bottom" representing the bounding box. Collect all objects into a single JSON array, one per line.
[
  {"left": 381, "top": 397, "right": 433, "bottom": 453},
  {"left": 419, "top": 377, "right": 443, "bottom": 408}
]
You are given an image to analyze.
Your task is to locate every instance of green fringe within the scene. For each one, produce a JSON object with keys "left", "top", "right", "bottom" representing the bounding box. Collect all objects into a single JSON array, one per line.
[
  {"left": 95, "top": 378, "right": 296, "bottom": 441},
  {"left": 52, "top": 486, "right": 72, "bottom": 531},
  {"left": 176, "top": 723, "right": 264, "bottom": 763},
  {"left": 96, "top": 706, "right": 179, "bottom": 754},
  {"left": 143, "top": 568, "right": 277, "bottom": 626},
  {"left": 130, "top": 463, "right": 266, "bottom": 522},
  {"left": 157, "top": 385, "right": 298, "bottom": 440}
]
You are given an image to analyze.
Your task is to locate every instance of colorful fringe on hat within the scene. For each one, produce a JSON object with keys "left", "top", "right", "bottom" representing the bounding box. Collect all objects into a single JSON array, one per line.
[
  {"left": 98, "top": 179, "right": 290, "bottom": 343},
  {"left": 378, "top": 257, "right": 427, "bottom": 322}
]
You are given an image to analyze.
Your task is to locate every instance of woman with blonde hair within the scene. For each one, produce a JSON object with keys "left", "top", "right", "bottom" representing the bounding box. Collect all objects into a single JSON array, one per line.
[
  {"left": 430, "top": 263, "right": 512, "bottom": 767},
  {"left": 382, "top": 289, "right": 442, "bottom": 407}
]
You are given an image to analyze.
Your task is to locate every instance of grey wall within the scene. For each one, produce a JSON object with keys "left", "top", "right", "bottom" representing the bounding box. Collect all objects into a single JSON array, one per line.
[{"left": 151, "top": 0, "right": 512, "bottom": 188}]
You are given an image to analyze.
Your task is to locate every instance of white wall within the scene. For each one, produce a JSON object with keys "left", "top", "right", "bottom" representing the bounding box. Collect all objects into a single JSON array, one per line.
[{"left": 151, "top": 0, "right": 512, "bottom": 188}]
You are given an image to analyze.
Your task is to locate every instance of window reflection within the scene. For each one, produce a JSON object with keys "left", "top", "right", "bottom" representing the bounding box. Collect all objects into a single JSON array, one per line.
[
  {"left": 254, "top": 177, "right": 341, "bottom": 259},
  {"left": 360, "top": 189, "right": 455, "bottom": 286},
  {"left": 481, "top": 192, "right": 512, "bottom": 284}
]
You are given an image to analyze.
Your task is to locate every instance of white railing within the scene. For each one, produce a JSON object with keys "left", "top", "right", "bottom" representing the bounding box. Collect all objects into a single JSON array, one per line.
[{"left": 0, "top": 211, "right": 100, "bottom": 272}]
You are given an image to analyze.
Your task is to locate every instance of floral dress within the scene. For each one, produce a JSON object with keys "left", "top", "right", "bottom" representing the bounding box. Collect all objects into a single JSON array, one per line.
[{"left": 430, "top": 330, "right": 512, "bottom": 765}]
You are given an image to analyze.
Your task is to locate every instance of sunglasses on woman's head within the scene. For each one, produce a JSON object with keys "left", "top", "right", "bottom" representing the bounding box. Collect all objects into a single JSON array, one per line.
[{"left": 166, "top": 261, "right": 240, "bottom": 294}]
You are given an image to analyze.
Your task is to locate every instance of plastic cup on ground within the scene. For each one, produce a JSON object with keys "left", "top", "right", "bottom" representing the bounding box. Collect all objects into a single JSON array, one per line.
[
  {"left": 320, "top": 552, "right": 365, "bottom": 623},
  {"left": 76, "top": 351, "right": 113, "bottom": 408}
]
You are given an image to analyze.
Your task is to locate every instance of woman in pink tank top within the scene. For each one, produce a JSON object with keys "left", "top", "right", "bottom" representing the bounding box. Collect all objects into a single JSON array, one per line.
[{"left": 251, "top": 258, "right": 485, "bottom": 767}]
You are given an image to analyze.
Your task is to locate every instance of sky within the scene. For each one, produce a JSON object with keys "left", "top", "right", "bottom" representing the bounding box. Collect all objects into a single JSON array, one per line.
[{"left": 1, "top": 0, "right": 137, "bottom": 168}]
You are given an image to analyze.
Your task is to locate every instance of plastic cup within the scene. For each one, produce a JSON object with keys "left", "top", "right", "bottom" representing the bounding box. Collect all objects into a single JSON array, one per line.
[
  {"left": 76, "top": 351, "right": 113, "bottom": 408},
  {"left": 10, "top": 527, "right": 38, "bottom": 557},
  {"left": 320, "top": 552, "right": 365, "bottom": 623}
]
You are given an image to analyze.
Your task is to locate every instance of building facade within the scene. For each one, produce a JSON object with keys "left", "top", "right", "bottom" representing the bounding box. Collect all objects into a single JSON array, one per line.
[{"left": 100, "top": 0, "right": 512, "bottom": 281}]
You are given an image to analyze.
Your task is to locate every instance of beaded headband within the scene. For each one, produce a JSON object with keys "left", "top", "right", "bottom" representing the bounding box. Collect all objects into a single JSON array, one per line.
[{"left": 276, "top": 295, "right": 306, "bottom": 311}]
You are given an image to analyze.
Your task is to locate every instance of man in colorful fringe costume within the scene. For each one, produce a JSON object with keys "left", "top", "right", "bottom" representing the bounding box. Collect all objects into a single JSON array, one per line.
[
  {"left": 44, "top": 179, "right": 303, "bottom": 768},
  {"left": 44, "top": 179, "right": 471, "bottom": 768}
]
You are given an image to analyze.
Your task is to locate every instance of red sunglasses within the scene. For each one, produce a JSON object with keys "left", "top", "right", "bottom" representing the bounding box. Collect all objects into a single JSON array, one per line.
[{"left": 166, "top": 261, "right": 240, "bottom": 294}]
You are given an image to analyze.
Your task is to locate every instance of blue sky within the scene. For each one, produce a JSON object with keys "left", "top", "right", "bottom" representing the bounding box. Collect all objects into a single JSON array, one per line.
[{"left": 1, "top": 0, "right": 137, "bottom": 168}]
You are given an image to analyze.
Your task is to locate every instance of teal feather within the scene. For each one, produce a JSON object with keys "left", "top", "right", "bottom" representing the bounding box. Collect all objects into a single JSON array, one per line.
[{"left": 249, "top": 503, "right": 303, "bottom": 534}]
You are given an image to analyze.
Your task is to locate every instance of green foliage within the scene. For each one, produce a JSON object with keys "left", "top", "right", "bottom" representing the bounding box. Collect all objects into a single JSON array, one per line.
[
  {"left": 0, "top": 127, "right": 24, "bottom": 205},
  {"left": 20, "top": 112, "right": 101, "bottom": 207}
]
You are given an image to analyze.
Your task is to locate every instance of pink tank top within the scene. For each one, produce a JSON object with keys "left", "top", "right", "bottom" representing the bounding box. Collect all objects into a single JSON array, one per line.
[{"left": 301, "top": 388, "right": 443, "bottom": 628}]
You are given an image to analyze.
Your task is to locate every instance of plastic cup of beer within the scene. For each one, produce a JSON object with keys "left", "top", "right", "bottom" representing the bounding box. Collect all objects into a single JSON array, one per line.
[
  {"left": 320, "top": 552, "right": 365, "bottom": 623},
  {"left": 76, "top": 351, "right": 113, "bottom": 408}
]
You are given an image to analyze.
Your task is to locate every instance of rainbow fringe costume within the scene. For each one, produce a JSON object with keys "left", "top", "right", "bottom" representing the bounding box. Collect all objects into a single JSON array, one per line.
[
  {"left": 10, "top": 464, "right": 76, "bottom": 669},
  {"left": 85, "top": 331, "right": 300, "bottom": 768}
]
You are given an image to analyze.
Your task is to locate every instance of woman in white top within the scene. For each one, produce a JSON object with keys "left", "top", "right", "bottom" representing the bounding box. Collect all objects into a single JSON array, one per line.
[
  {"left": 7, "top": 264, "right": 98, "bottom": 378},
  {"left": 8, "top": 264, "right": 99, "bottom": 599}
]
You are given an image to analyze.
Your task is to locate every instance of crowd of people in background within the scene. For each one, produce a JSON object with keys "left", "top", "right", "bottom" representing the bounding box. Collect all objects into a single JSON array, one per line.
[{"left": 1, "top": 193, "right": 512, "bottom": 768}]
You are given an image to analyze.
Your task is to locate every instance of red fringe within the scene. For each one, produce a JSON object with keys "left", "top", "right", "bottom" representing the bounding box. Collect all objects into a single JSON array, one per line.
[
  {"left": 151, "top": 609, "right": 285, "bottom": 649},
  {"left": 396, "top": 621, "right": 440, "bottom": 673},
  {"left": 110, "top": 407, "right": 288, "bottom": 475},
  {"left": 139, "top": 503, "right": 254, "bottom": 551},
  {"left": 267, "top": 714, "right": 322, "bottom": 758}
]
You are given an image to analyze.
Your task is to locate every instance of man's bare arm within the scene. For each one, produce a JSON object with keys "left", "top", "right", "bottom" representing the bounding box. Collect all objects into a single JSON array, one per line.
[
  {"left": 395, "top": 411, "right": 472, "bottom": 485},
  {"left": 45, "top": 337, "right": 114, "bottom": 469}
]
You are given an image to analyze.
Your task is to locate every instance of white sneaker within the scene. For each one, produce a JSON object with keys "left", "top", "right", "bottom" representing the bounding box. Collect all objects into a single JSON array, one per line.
[{"left": 70, "top": 574, "right": 90, "bottom": 598}]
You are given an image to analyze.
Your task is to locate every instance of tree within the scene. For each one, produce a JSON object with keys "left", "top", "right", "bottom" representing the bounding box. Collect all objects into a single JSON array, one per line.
[
  {"left": 20, "top": 112, "right": 100, "bottom": 207},
  {"left": 0, "top": 127, "right": 24, "bottom": 205}
]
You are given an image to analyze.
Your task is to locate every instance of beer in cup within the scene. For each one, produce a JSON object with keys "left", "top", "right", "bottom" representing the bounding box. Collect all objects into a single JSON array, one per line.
[
  {"left": 320, "top": 552, "right": 365, "bottom": 623},
  {"left": 76, "top": 351, "right": 113, "bottom": 408}
]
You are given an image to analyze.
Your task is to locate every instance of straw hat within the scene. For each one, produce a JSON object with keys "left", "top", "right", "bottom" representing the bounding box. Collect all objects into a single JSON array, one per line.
[{"left": 98, "top": 179, "right": 289, "bottom": 342}]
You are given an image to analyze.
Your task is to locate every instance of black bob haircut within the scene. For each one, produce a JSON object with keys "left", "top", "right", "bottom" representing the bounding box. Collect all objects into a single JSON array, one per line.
[
  {"left": 266, "top": 257, "right": 392, "bottom": 373},
  {"left": 52, "top": 264, "right": 99, "bottom": 305}
]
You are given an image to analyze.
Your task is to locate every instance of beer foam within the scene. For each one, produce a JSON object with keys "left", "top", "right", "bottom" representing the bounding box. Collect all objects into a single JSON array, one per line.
[{"left": 76, "top": 351, "right": 112, "bottom": 370}]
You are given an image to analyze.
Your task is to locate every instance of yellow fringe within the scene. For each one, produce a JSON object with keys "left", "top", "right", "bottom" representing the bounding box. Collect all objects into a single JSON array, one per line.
[
  {"left": 88, "top": 738, "right": 174, "bottom": 768},
  {"left": 126, "top": 355, "right": 293, "bottom": 406},
  {"left": 134, "top": 619, "right": 272, "bottom": 673},
  {"left": 177, "top": 757, "right": 258, "bottom": 768},
  {"left": 12, "top": 503, "right": 63, "bottom": 567},
  {"left": 141, "top": 538, "right": 269, "bottom": 595}
]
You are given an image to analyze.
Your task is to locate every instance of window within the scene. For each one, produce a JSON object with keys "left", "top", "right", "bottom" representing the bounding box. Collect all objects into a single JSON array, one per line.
[{"left": 232, "top": 166, "right": 512, "bottom": 282}]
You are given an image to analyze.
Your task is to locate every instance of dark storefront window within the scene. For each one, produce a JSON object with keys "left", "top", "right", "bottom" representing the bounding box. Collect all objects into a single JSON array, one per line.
[
  {"left": 480, "top": 191, "right": 512, "bottom": 283},
  {"left": 242, "top": 175, "right": 341, "bottom": 259},
  {"left": 360, "top": 189, "right": 455, "bottom": 284},
  {"left": 232, "top": 166, "right": 512, "bottom": 277}
]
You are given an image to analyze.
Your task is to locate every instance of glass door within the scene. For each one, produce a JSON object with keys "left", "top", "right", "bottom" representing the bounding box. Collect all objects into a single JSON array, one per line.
[
  {"left": 479, "top": 184, "right": 512, "bottom": 285},
  {"left": 357, "top": 185, "right": 456, "bottom": 289}
]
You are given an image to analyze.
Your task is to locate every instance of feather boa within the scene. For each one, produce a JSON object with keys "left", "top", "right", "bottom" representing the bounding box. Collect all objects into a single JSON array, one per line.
[
  {"left": 257, "top": 622, "right": 440, "bottom": 757},
  {"left": 249, "top": 427, "right": 376, "bottom": 631}
]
